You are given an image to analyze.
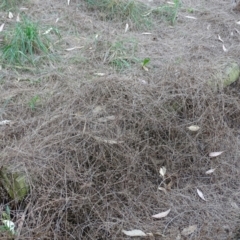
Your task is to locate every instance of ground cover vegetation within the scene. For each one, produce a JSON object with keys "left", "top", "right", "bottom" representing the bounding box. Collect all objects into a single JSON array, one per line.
[{"left": 0, "top": 0, "right": 240, "bottom": 239}]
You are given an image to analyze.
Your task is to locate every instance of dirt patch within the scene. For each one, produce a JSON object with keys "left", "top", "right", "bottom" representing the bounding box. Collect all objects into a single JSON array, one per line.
[{"left": 0, "top": 0, "right": 240, "bottom": 239}]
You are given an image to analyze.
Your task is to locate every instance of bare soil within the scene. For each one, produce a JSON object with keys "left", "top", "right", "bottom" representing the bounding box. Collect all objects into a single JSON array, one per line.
[{"left": 1, "top": 0, "right": 240, "bottom": 239}]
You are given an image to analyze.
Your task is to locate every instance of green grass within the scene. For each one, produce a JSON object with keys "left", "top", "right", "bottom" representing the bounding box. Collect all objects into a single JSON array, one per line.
[
  {"left": 151, "top": 0, "right": 181, "bottom": 25},
  {"left": 0, "top": 0, "right": 25, "bottom": 10},
  {"left": 84, "top": 0, "right": 151, "bottom": 29},
  {"left": 105, "top": 38, "right": 138, "bottom": 71},
  {"left": 1, "top": 16, "right": 51, "bottom": 66},
  {"left": 28, "top": 95, "right": 40, "bottom": 111}
]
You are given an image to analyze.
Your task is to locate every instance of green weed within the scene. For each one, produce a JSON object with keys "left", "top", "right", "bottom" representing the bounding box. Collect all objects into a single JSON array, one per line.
[
  {"left": 105, "top": 38, "right": 138, "bottom": 71},
  {"left": 1, "top": 16, "right": 51, "bottom": 66},
  {"left": 0, "top": 206, "right": 15, "bottom": 236},
  {"left": 84, "top": 0, "right": 151, "bottom": 29}
]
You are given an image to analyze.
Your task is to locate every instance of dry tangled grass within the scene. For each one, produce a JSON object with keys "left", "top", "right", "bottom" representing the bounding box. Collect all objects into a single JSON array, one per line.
[{"left": 0, "top": 0, "right": 240, "bottom": 239}]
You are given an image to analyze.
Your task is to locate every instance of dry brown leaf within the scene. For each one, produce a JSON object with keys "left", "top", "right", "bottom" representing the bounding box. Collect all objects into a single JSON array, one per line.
[
  {"left": 209, "top": 151, "right": 224, "bottom": 158},
  {"left": 205, "top": 168, "right": 216, "bottom": 174},
  {"left": 181, "top": 225, "right": 197, "bottom": 236},
  {"left": 187, "top": 125, "right": 200, "bottom": 131},
  {"left": 122, "top": 229, "right": 147, "bottom": 237},
  {"left": 0, "top": 23, "right": 4, "bottom": 32},
  {"left": 152, "top": 209, "right": 171, "bottom": 219},
  {"left": 197, "top": 189, "right": 206, "bottom": 201}
]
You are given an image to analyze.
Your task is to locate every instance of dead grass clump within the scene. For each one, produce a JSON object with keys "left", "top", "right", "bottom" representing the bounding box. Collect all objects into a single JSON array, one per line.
[{"left": 0, "top": 69, "right": 240, "bottom": 238}]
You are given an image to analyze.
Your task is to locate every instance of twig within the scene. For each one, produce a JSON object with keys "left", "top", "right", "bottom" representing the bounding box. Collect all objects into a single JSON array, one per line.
[{"left": 15, "top": 202, "right": 31, "bottom": 240}]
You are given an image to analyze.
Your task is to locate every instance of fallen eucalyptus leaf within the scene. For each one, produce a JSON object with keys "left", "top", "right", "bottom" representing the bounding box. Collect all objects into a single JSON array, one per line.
[
  {"left": 205, "top": 168, "right": 216, "bottom": 174},
  {"left": 43, "top": 28, "right": 53, "bottom": 35},
  {"left": 187, "top": 125, "right": 200, "bottom": 131},
  {"left": 16, "top": 14, "right": 20, "bottom": 22},
  {"left": 94, "top": 73, "right": 105, "bottom": 76},
  {"left": 122, "top": 229, "right": 147, "bottom": 237},
  {"left": 93, "top": 136, "right": 123, "bottom": 144},
  {"left": 152, "top": 209, "right": 171, "bottom": 219},
  {"left": 185, "top": 16, "right": 197, "bottom": 19},
  {"left": 218, "top": 35, "right": 224, "bottom": 43},
  {"left": 125, "top": 23, "right": 129, "bottom": 33},
  {"left": 159, "top": 166, "right": 167, "bottom": 177},
  {"left": 8, "top": 12, "right": 13, "bottom": 19},
  {"left": 0, "top": 120, "right": 11, "bottom": 125},
  {"left": 0, "top": 23, "right": 4, "bottom": 32},
  {"left": 65, "top": 46, "right": 84, "bottom": 51},
  {"left": 158, "top": 186, "right": 167, "bottom": 194},
  {"left": 209, "top": 151, "right": 224, "bottom": 158},
  {"left": 97, "top": 115, "right": 115, "bottom": 123},
  {"left": 223, "top": 44, "right": 228, "bottom": 52},
  {"left": 197, "top": 188, "right": 206, "bottom": 201},
  {"left": 181, "top": 225, "right": 197, "bottom": 236}
]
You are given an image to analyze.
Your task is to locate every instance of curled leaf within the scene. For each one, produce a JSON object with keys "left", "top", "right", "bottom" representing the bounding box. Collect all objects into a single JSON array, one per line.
[
  {"left": 223, "top": 44, "right": 228, "bottom": 52},
  {"left": 218, "top": 34, "right": 224, "bottom": 43},
  {"left": 209, "top": 151, "right": 224, "bottom": 158},
  {"left": 152, "top": 209, "right": 171, "bottom": 219},
  {"left": 122, "top": 229, "right": 147, "bottom": 237},
  {"left": 158, "top": 186, "right": 167, "bottom": 194},
  {"left": 197, "top": 188, "right": 206, "bottom": 201}
]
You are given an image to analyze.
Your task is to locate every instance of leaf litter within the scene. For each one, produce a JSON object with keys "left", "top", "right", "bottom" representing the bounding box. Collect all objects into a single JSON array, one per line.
[{"left": 152, "top": 209, "right": 171, "bottom": 219}]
